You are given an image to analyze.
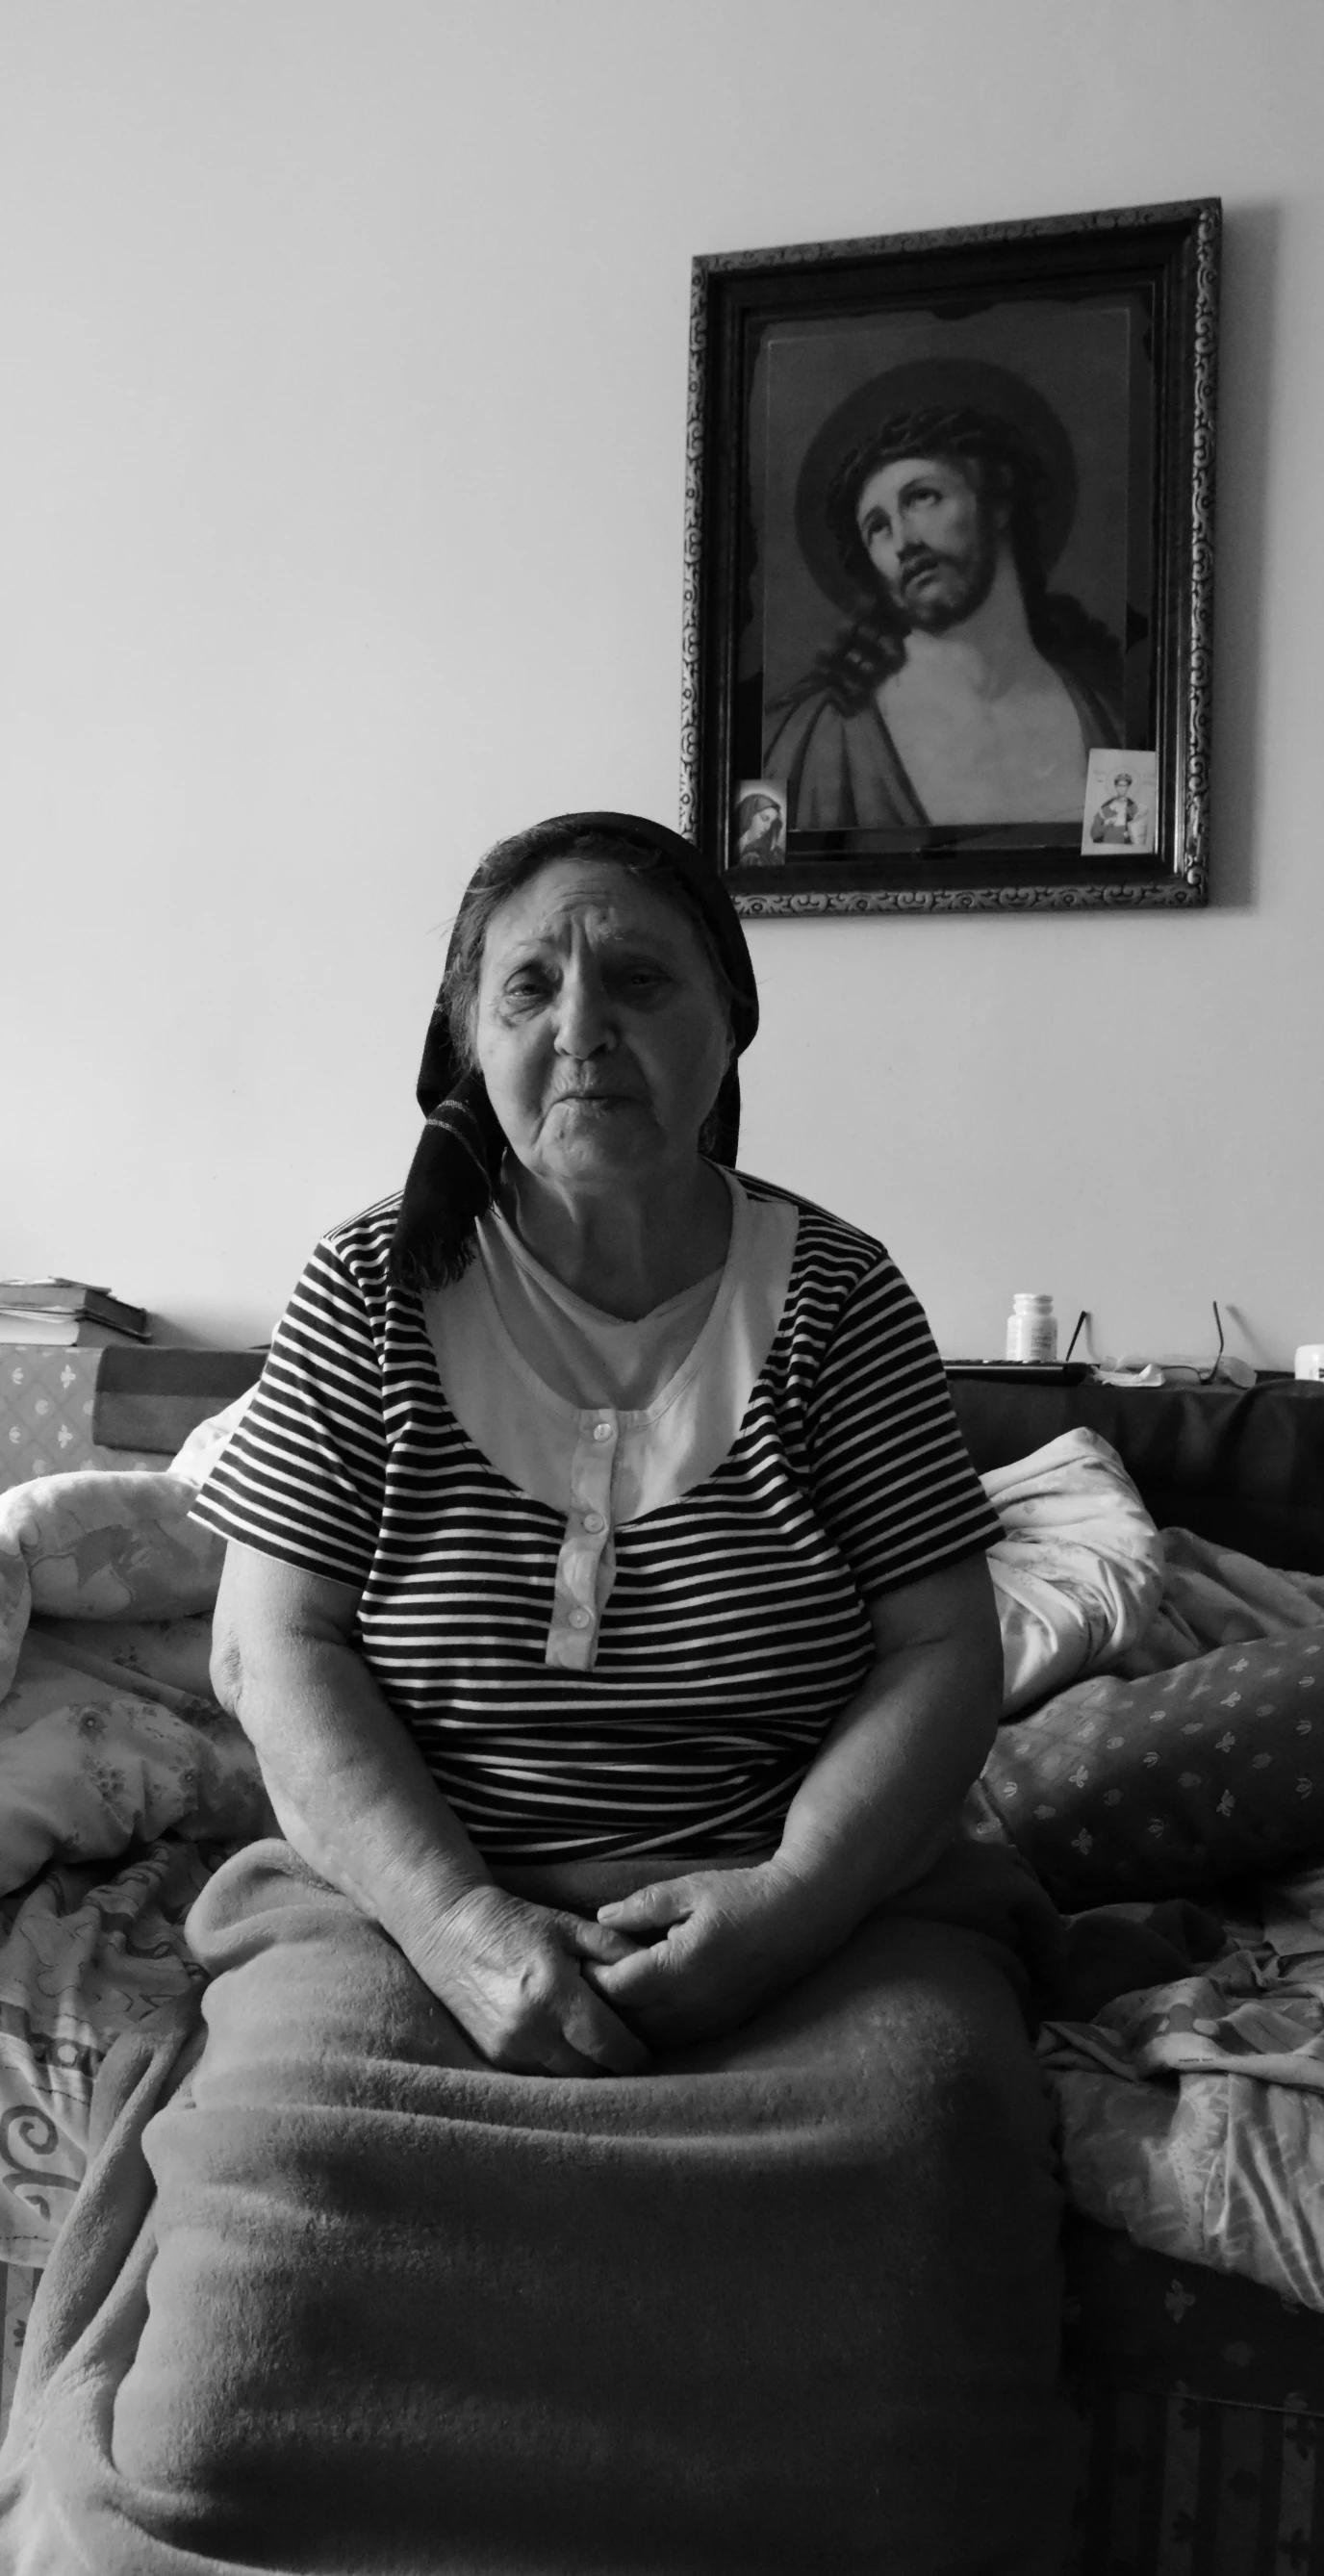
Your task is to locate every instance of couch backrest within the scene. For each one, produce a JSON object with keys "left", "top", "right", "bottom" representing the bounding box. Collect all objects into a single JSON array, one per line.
[
  {"left": 10, "top": 1345, "right": 1321, "bottom": 1575},
  {"left": 947, "top": 1378, "right": 1324, "bottom": 1574},
  {"left": 91, "top": 1346, "right": 266, "bottom": 1457}
]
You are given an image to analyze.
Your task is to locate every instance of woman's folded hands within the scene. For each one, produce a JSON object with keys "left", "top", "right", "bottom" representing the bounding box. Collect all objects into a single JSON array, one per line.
[
  {"left": 415, "top": 1882, "right": 653, "bottom": 2078},
  {"left": 586, "top": 1860, "right": 834, "bottom": 2048},
  {"left": 414, "top": 1865, "right": 831, "bottom": 2073}
]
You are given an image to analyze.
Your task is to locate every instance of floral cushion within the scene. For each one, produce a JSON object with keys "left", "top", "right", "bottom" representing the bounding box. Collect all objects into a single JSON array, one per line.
[{"left": 980, "top": 1630, "right": 1324, "bottom": 1900}]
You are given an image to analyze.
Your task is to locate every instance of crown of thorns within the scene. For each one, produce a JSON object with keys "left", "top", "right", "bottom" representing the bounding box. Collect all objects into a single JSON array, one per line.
[{"left": 825, "top": 403, "right": 1053, "bottom": 573}]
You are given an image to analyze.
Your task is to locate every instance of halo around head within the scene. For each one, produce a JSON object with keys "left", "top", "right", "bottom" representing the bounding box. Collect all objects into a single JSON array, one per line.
[{"left": 794, "top": 357, "right": 1079, "bottom": 615}]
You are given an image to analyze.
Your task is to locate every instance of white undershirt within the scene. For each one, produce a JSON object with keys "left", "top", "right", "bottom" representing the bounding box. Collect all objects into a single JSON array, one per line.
[
  {"left": 421, "top": 1172, "right": 800, "bottom": 1671},
  {"left": 480, "top": 1200, "right": 726, "bottom": 1412}
]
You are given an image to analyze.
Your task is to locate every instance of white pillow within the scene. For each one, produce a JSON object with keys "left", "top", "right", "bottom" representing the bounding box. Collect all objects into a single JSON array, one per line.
[{"left": 982, "top": 1428, "right": 1163, "bottom": 1715}]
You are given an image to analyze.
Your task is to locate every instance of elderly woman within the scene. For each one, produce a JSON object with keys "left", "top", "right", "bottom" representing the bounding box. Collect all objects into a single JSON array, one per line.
[
  {"left": 7, "top": 814, "right": 1077, "bottom": 2575},
  {"left": 208, "top": 807, "right": 1027, "bottom": 2070}
]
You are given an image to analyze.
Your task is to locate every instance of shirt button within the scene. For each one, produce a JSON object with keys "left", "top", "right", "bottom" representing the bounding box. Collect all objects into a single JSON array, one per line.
[
  {"left": 569, "top": 1607, "right": 593, "bottom": 1630},
  {"left": 592, "top": 1420, "right": 615, "bottom": 1443},
  {"left": 582, "top": 1511, "right": 606, "bottom": 1534}
]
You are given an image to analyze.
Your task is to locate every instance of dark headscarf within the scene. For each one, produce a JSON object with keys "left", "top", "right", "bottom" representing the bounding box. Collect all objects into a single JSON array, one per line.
[{"left": 389, "top": 812, "right": 759, "bottom": 1293}]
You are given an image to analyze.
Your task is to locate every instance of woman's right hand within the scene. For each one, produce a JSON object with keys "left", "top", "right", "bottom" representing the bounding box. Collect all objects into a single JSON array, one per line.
[{"left": 413, "top": 1883, "right": 651, "bottom": 2077}]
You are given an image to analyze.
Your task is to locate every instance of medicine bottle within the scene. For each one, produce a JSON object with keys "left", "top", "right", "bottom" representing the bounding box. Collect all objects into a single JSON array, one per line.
[{"left": 1006, "top": 1292, "right": 1057, "bottom": 1364}]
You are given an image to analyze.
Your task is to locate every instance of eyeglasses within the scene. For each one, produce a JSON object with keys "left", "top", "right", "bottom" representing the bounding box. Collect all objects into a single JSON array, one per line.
[{"left": 1063, "top": 1303, "right": 1255, "bottom": 1386}]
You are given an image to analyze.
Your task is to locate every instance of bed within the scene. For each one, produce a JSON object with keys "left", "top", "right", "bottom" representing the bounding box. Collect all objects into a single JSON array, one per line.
[
  {"left": 0, "top": 1352, "right": 1321, "bottom": 2571},
  {"left": 951, "top": 1373, "right": 1324, "bottom": 2576}
]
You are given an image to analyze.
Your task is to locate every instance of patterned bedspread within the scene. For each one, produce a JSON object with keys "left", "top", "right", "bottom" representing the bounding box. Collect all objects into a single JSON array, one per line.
[
  {"left": 0, "top": 1838, "right": 214, "bottom": 2267},
  {"left": 1042, "top": 1864, "right": 1324, "bottom": 2309},
  {"left": 0, "top": 1457, "right": 268, "bottom": 2275}
]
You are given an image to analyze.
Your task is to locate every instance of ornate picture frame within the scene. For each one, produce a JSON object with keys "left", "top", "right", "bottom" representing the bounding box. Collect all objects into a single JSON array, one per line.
[{"left": 680, "top": 199, "right": 1219, "bottom": 915}]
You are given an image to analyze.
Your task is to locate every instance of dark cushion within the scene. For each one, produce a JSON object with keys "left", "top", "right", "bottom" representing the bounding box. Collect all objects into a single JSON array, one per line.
[{"left": 980, "top": 1629, "right": 1324, "bottom": 1900}]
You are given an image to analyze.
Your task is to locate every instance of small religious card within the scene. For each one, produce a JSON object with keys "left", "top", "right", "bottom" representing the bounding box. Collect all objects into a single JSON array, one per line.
[
  {"left": 732, "top": 780, "right": 788, "bottom": 866},
  {"left": 1082, "top": 750, "right": 1158, "bottom": 855}
]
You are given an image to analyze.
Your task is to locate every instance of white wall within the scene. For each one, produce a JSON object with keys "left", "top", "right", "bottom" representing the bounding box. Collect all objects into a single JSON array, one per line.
[{"left": 0, "top": 0, "right": 1319, "bottom": 1365}]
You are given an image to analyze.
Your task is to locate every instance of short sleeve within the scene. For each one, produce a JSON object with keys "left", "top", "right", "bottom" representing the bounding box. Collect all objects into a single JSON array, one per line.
[
  {"left": 805, "top": 1257, "right": 1003, "bottom": 1598},
  {"left": 191, "top": 1238, "right": 387, "bottom": 1588}
]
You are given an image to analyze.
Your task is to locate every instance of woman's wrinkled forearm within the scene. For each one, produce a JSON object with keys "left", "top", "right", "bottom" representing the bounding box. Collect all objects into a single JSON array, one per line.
[
  {"left": 772, "top": 1569, "right": 1003, "bottom": 1950},
  {"left": 215, "top": 1621, "right": 494, "bottom": 1970},
  {"left": 218, "top": 1635, "right": 649, "bottom": 2073}
]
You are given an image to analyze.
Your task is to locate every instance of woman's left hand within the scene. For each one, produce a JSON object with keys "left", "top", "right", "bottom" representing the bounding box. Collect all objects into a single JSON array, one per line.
[
  {"left": 584, "top": 1861, "right": 832, "bottom": 2048},
  {"left": 584, "top": 1560, "right": 1004, "bottom": 2052}
]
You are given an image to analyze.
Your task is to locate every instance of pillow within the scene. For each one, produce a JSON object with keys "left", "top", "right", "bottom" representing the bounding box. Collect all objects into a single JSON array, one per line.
[
  {"left": 981, "top": 1429, "right": 1164, "bottom": 1715},
  {"left": 978, "top": 1629, "right": 1324, "bottom": 1901}
]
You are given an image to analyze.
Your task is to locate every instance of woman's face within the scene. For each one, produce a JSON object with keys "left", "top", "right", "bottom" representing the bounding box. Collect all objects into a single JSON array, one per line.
[{"left": 473, "top": 857, "right": 732, "bottom": 1195}]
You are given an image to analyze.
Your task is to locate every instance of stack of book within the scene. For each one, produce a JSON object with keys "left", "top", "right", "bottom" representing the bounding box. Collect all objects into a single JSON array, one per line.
[{"left": 0, "top": 1280, "right": 151, "bottom": 1347}]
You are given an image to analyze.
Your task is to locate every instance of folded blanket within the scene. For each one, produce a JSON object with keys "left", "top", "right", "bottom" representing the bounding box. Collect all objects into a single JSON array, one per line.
[
  {"left": 0, "top": 1630, "right": 267, "bottom": 1899},
  {"left": 0, "top": 1448, "right": 267, "bottom": 1899},
  {"left": 0, "top": 1470, "right": 225, "bottom": 1701},
  {"left": 1041, "top": 1864, "right": 1324, "bottom": 2310},
  {"left": 0, "top": 1838, "right": 1078, "bottom": 2576},
  {"left": 1054, "top": 2066, "right": 1324, "bottom": 2313},
  {"left": 1044, "top": 1864, "right": 1324, "bottom": 2095},
  {"left": 1108, "top": 1526, "right": 1324, "bottom": 1676}
]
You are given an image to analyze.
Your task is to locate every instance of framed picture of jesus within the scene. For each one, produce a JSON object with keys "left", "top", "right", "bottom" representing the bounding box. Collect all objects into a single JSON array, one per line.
[{"left": 680, "top": 199, "right": 1219, "bottom": 914}]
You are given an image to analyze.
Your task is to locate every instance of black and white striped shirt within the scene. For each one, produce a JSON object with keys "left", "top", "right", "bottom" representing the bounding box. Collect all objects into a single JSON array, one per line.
[{"left": 192, "top": 1179, "right": 1002, "bottom": 1861}]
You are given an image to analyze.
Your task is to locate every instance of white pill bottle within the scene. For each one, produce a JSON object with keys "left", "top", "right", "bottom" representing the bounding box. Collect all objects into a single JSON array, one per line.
[{"left": 1006, "top": 1292, "right": 1058, "bottom": 1364}]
